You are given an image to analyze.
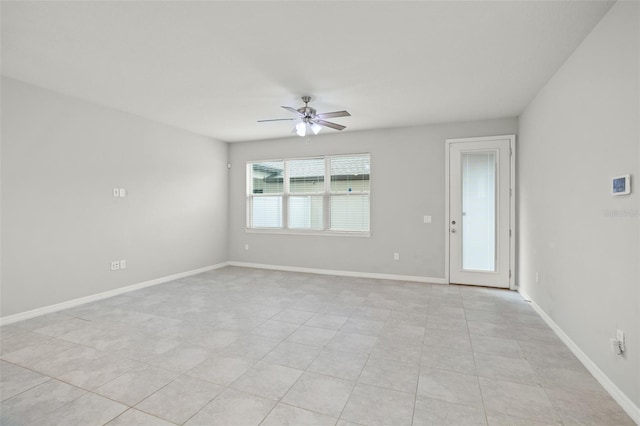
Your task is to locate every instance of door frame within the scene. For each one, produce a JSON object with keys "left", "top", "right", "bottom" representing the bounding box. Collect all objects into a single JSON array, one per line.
[{"left": 444, "top": 135, "right": 516, "bottom": 290}]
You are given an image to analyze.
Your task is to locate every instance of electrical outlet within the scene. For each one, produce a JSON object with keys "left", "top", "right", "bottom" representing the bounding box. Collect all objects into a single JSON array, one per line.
[
  {"left": 110, "top": 261, "right": 120, "bottom": 271},
  {"left": 120, "top": 259, "right": 126, "bottom": 269},
  {"left": 393, "top": 252, "right": 400, "bottom": 261},
  {"left": 423, "top": 215, "right": 432, "bottom": 224},
  {"left": 119, "top": 188, "right": 126, "bottom": 197},
  {"left": 244, "top": 244, "right": 249, "bottom": 251},
  {"left": 113, "top": 188, "right": 119, "bottom": 197},
  {"left": 535, "top": 272, "right": 539, "bottom": 284}
]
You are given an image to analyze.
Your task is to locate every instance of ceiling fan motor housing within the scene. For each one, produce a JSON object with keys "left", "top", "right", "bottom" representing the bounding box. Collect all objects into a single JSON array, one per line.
[
  {"left": 298, "top": 96, "right": 316, "bottom": 120},
  {"left": 298, "top": 107, "right": 316, "bottom": 120}
]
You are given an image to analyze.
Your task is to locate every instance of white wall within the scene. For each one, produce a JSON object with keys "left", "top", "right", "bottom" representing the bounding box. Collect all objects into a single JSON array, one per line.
[
  {"left": 518, "top": 0, "right": 639, "bottom": 411},
  {"left": 1, "top": 77, "right": 229, "bottom": 317},
  {"left": 228, "top": 118, "right": 517, "bottom": 279}
]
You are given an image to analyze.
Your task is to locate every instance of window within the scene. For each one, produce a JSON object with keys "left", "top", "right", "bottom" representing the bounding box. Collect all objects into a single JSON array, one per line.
[
  {"left": 249, "top": 161, "right": 283, "bottom": 228},
  {"left": 247, "top": 154, "right": 370, "bottom": 235}
]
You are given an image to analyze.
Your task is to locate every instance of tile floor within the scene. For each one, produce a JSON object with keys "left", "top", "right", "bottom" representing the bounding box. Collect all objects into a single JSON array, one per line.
[{"left": 0, "top": 266, "right": 634, "bottom": 425}]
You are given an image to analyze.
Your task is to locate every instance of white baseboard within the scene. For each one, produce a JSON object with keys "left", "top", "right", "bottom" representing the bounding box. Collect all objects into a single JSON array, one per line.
[
  {"left": 0, "top": 262, "right": 230, "bottom": 326},
  {"left": 519, "top": 290, "right": 640, "bottom": 424},
  {"left": 228, "top": 261, "right": 447, "bottom": 285}
]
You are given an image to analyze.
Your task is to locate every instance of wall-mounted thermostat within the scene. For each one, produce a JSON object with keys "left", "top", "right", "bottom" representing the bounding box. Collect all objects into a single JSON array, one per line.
[{"left": 612, "top": 175, "right": 631, "bottom": 196}]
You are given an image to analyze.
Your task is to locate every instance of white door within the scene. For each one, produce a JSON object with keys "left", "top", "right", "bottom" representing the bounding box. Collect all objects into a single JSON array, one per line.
[{"left": 448, "top": 136, "right": 514, "bottom": 288}]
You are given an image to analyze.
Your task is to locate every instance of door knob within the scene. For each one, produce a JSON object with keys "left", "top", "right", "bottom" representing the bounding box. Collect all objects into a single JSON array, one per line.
[{"left": 451, "top": 220, "right": 456, "bottom": 225}]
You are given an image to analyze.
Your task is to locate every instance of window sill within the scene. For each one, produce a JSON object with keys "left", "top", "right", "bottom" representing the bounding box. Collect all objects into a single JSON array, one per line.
[{"left": 245, "top": 228, "right": 371, "bottom": 238}]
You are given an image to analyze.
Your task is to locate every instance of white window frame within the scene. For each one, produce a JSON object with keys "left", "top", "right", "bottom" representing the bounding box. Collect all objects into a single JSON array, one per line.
[{"left": 246, "top": 153, "right": 371, "bottom": 237}]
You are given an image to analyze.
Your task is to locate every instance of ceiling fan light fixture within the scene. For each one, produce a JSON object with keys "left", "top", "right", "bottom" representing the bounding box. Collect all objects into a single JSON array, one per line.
[
  {"left": 295, "top": 121, "right": 307, "bottom": 137},
  {"left": 295, "top": 121, "right": 321, "bottom": 137},
  {"left": 310, "top": 122, "right": 322, "bottom": 135}
]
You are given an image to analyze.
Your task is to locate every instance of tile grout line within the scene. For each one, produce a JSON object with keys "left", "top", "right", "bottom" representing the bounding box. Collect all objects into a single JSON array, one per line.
[
  {"left": 465, "top": 294, "right": 491, "bottom": 426},
  {"left": 332, "top": 303, "right": 376, "bottom": 424},
  {"left": 518, "top": 337, "right": 567, "bottom": 426},
  {"left": 410, "top": 300, "right": 430, "bottom": 426}
]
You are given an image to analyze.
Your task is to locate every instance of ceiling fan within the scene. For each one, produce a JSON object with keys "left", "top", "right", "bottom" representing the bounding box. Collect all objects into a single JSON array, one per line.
[{"left": 258, "top": 96, "right": 351, "bottom": 137}]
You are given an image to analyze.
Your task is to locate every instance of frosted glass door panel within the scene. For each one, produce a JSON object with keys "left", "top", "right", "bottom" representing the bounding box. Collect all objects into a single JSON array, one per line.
[{"left": 461, "top": 152, "right": 496, "bottom": 271}]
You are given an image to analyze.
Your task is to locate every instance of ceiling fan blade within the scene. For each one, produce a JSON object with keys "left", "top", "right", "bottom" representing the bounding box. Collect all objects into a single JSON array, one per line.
[
  {"left": 315, "top": 110, "right": 351, "bottom": 119},
  {"left": 281, "top": 106, "right": 303, "bottom": 116},
  {"left": 257, "top": 118, "right": 296, "bottom": 122},
  {"left": 314, "top": 119, "right": 346, "bottom": 131}
]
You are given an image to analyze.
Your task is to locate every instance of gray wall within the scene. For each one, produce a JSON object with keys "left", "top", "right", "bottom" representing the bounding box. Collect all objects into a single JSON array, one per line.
[
  {"left": 518, "top": 0, "right": 639, "bottom": 407},
  {"left": 1, "top": 78, "right": 229, "bottom": 317},
  {"left": 228, "top": 118, "right": 517, "bottom": 279}
]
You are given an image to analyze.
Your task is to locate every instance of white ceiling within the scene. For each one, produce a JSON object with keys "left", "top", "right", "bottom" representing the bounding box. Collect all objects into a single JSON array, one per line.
[{"left": 1, "top": 1, "right": 613, "bottom": 142}]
